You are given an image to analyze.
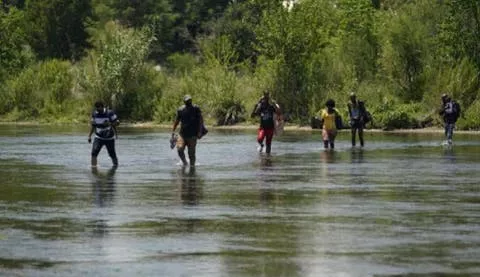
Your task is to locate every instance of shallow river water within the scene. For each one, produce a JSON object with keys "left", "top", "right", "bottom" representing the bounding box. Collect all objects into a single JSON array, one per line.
[{"left": 0, "top": 125, "right": 479, "bottom": 277}]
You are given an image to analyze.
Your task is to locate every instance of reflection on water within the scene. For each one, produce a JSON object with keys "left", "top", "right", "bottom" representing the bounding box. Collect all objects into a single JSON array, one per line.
[
  {"left": 92, "top": 166, "right": 117, "bottom": 208},
  {"left": 258, "top": 155, "right": 277, "bottom": 206},
  {"left": 1, "top": 126, "right": 480, "bottom": 277},
  {"left": 350, "top": 148, "right": 365, "bottom": 164},
  {"left": 179, "top": 166, "right": 202, "bottom": 206},
  {"left": 443, "top": 147, "right": 456, "bottom": 163},
  {"left": 90, "top": 166, "right": 117, "bottom": 237},
  {"left": 320, "top": 149, "right": 337, "bottom": 163}
]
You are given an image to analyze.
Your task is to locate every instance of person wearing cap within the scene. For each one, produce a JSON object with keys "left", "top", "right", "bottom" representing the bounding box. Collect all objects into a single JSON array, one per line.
[
  {"left": 88, "top": 100, "right": 120, "bottom": 167},
  {"left": 251, "top": 91, "right": 282, "bottom": 154},
  {"left": 347, "top": 92, "right": 367, "bottom": 147},
  {"left": 172, "top": 95, "right": 204, "bottom": 166},
  {"left": 439, "top": 93, "right": 461, "bottom": 145},
  {"left": 320, "top": 99, "right": 341, "bottom": 149}
]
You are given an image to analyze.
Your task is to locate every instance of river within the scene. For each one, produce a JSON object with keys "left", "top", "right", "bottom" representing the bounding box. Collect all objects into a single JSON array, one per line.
[{"left": 1, "top": 125, "right": 479, "bottom": 277}]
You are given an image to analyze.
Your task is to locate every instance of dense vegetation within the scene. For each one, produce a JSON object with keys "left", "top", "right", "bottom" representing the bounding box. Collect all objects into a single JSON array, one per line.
[{"left": 1, "top": 0, "right": 480, "bottom": 129}]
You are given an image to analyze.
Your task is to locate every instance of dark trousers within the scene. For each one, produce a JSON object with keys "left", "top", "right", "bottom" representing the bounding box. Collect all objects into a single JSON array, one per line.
[
  {"left": 92, "top": 138, "right": 118, "bottom": 164},
  {"left": 350, "top": 119, "right": 364, "bottom": 146},
  {"left": 444, "top": 123, "right": 455, "bottom": 141}
]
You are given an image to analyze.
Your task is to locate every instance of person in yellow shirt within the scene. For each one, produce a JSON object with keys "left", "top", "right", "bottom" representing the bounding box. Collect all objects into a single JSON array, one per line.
[{"left": 320, "top": 99, "right": 341, "bottom": 149}]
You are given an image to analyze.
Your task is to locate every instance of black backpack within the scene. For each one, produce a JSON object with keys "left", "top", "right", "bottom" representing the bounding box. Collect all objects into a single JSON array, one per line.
[
  {"left": 445, "top": 101, "right": 460, "bottom": 117},
  {"left": 334, "top": 110, "right": 343, "bottom": 129},
  {"left": 359, "top": 101, "right": 372, "bottom": 125},
  {"left": 363, "top": 111, "right": 372, "bottom": 124}
]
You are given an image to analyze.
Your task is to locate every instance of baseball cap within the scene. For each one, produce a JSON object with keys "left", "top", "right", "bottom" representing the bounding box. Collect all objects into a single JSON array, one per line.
[{"left": 184, "top": 95, "right": 192, "bottom": 102}]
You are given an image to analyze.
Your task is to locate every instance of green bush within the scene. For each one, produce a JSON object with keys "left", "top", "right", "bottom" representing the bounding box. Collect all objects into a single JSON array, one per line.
[
  {"left": 155, "top": 64, "right": 244, "bottom": 125},
  {"left": 155, "top": 37, "right": 263, "bottom": 125},
  {"left": 372, "top": 101, "right": 423, "bottom": 130},
  {"left": 4, "top": 66, "right": 40, "bottom": 118},
  {"left": 79, "top": 22, "right": 155, "bottom": 119},
  {"left": 457, "top": 99, "right": 480, "bottom": 130},
  {"left": 166, "top": 53, "right": 198, "bottom": 75},
  {"left": 2, "top": 59, "right": 73, "bottom": 120}
]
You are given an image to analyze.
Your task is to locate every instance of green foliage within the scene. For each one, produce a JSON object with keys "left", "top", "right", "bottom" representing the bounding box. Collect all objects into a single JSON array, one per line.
[
  {"left": 423, "top": 58, "right": 479, "bottom": 113},
  {"left": 102, "top": 0, "right": 176, "bottom": 60},
  {"left": 1, "top": 0, "right": 480, "bottom": 129},
  {"left": 121, "top": 66, "right": 166, "bottom": 121},
  {"left": 155, "top": 40, "right": 260, "bottom": 125},
  {"left": 24, "top": 0, "right": 92, "bottom": 60},
  {"left": 0, "top": 8, "right": 34, "bottom": 82},
  {"left": 213, "top": 0, "right": 275, "bottom": 65},
  {"left": 2, "top": 60, "right": 73, "bottom": 119},
  {"left": 337, "top": 0, "right": 379, "bottom": 81},
  {"left": 166, "top": 53, "right": 198, "bottom": 75},
  {"left": 79, "top": 22, "right": 156, "bottom": 119},
  {"left": 377, "top": 2, "right": 433, "bottom": 102},
  {"left": 155, "top": 62, "right": 250, "bottom": 125},
  {"left": 256, "top": 0, "right": 340, "bottom": 120},
  {"left": 373, "top": 101, "right": 422, "bottom": 130},
  {"left": 439, "top": 0, "right": 480, "bottom": 68},
  {"left": 458, "top": 99, "right": 480, "bottom": 130}
]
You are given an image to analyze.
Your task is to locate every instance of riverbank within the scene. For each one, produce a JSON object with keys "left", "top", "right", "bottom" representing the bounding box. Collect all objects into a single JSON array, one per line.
[
  {"left": 102, "top": 121, "right": 480, "bottom": 134},
  {"left": 1, "top": 121, "right": 479, "bottom": 134}
]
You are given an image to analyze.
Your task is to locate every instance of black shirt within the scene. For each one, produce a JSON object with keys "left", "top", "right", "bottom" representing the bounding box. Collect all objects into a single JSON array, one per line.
[
  {"left": 255, "top": 103, "right": 277, "bottom": 129},
  {"left": 176, "top": 104, "right": 202, "bottom": 138}
]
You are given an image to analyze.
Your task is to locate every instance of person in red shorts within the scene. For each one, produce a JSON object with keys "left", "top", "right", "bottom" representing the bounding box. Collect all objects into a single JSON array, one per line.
[{"left": 251, "top": 92, "right": 282, "bottom": 154}]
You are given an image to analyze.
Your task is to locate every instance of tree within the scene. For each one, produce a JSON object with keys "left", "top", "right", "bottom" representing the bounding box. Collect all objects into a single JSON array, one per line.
[
  {"left": 80, "top": 22, "right": 156, "bottom": 119},
  {"left": 256, "top": 0, "right": 339, "bottom": 119},
  {"left": 0, "top": 7, "right": 34, "bottom": 82},
  {"left": 377, "top": 1, "right": 440, "bottom": 102},
  {"left": 336, "top": 0, "right": 379, "bottom": 82},
  {"left": 439, "top": 0, "right": 480, "bottom": 68},
  {"left": 103, "top": 0, "right": 176, "bottom": 60},
  {"left": 24, "top": 0, "right": 92, "bottom": 60}
]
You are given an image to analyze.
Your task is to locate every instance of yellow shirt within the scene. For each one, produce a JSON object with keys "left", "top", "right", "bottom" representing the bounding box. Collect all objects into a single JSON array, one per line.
[{"left": 321, "top": 109, "right": 337, "bottom": 131}]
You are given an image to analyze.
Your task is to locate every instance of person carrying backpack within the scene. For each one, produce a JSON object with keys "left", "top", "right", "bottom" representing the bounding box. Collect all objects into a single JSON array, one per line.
[
  {"left": 172, "top": 95, "right": 205, "bottom": 167},
  {"left": 251, "top": 91, "right": 282, "bottom": 154},
  {"left": 439, "top": 93, "right": 461, "bottom": 145},
  {"left": 347, "top": 92, "right": 369, "bottom": 147}
]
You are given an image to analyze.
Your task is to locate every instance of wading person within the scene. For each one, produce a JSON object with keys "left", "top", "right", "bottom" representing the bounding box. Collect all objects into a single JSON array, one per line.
[
  {"left": 439, "top": 94, "right": 461, "bottom": 145},
  {"left": 172, "top": 95, "right": 203, "bottom": 167},
  {"left": 347, "top": 92, "right": 367, "bottom": 147},
  {"left": 88, "top": 101, "right": 119, "bottom": 167},
  {"left": 320, "top": 99, "right": 341, "bottom": 149},
  {"left": 251, "top": 92, "right": 281, "bottom": 154}
]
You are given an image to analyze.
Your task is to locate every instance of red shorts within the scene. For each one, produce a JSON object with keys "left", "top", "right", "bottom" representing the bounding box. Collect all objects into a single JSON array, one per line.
[{"left": 257, "top": 128, "right": 274, "bottom": 145}]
